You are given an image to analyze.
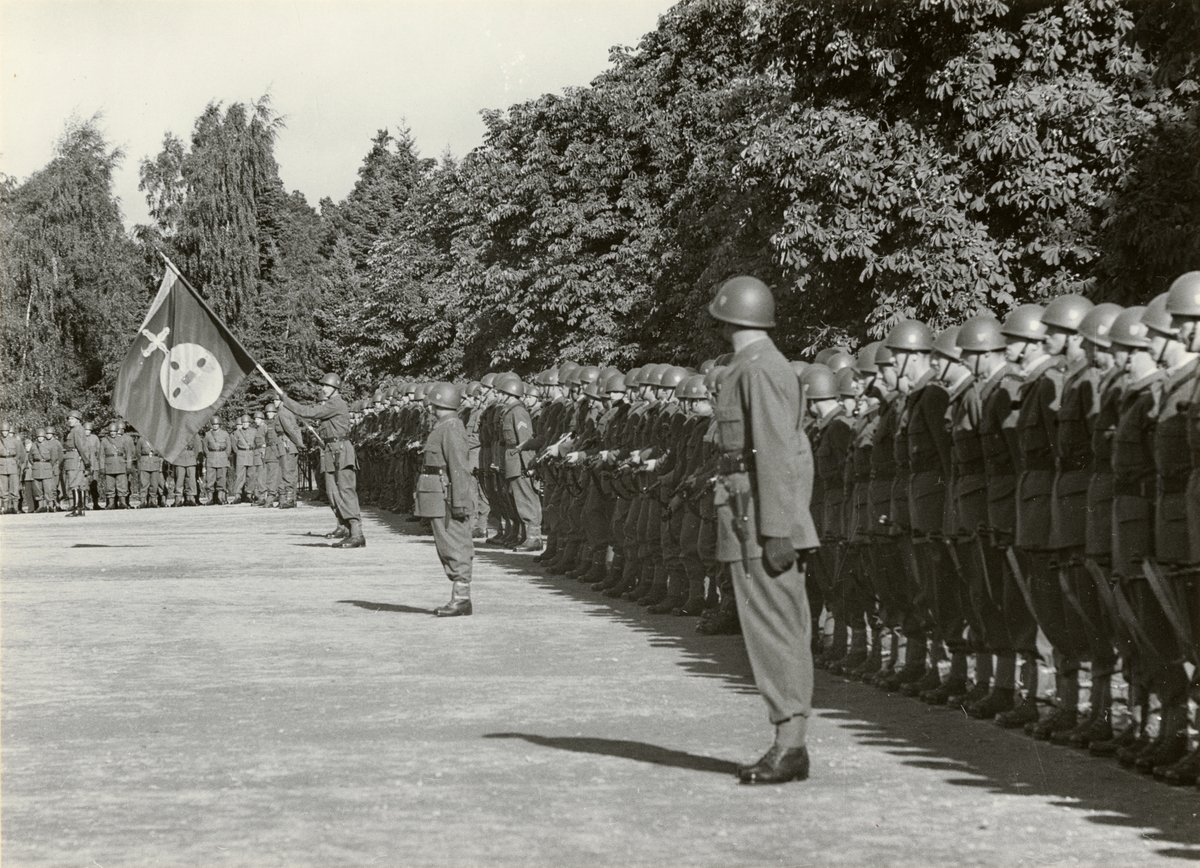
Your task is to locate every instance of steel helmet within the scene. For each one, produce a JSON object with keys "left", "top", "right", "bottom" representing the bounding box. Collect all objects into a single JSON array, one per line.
[
  {"left": 933, "top": 325, "right": 963, "bottom": 361},
  {"left": 708, "top": 275, "right": 776, "bottom": 328},
  {"left": 623, "top": 367, "right": 642, "bottom": 389},
  {"left": 480, "top": 372, "right": 498, "bottom": 389},
  {"left": 253, "top": 411, "right": 265, "bottom": 421},
  {"left": 1142, "top": 292, "right": 1175, "bottom": 337},
  {"left": 1041, "top": 294, "right": 1094, "bottom": 333},
  {"left": 825, "top": 351, "right": 854, "bottom": 373},
  {"left": 956, "top": 314, "right": 1006, "bottom": 352},
  {"left": 45, "top": 425, "right": 57, "bottom": 436},
  {"left": 1165, "top": 271, "right": 1200, "bottom": 318},
  {"left": 800, "top": 364, "right": 837, "bottom": 401},
  {"left": 108, "top": 422, "right": 119, "bottom": 434},
  {"left": 1108, "top": 306, "right": 1150, "bottom": 349},
  {"left": 494, "top": 372, "right": 525, "bottom": 398},
  {"left": 403, "top": 382, "right": 417, "bottom": 397},
  {"left": 874, "top": 343, "right": 895, "bottom": 367},
  {"left": 602, "top": 371, "right": 628, "bottom": 394},
  {"left": 582, "top": 380, "right": 604, "bottom": 401},
  {"left": 533, "top": 369, "right": 553, "bottom": 387},
  {"left": 885, "top": 320, "right": 935, "bottom": 353},
  {"left": 84, "top": 421, "right": 93, "bottom": 430},
  {"left": 1078, "top": 303, "right": 1123, "bottom": 347},
  {"left": 704, "top": 365, "right": 727, "bottom": 393},
  {"left": 659, "top": 366, "right": 688, "bottom": 389},
  {"left": 699, "top": 359, "right": 716, "bottom": 375},
  {"left": 465, "top": 381, "right": 483, "bottom": 398},
  {"left": 557, "top": 361, "right": 581, "bottom": 383},
  {"left": 836, "top": 366, "right": 859, "bottom": 398},
  {"left": 1000, "top": 304, "right": 1047, "bottom": 342},
  {"left": 0, "top": 421, "right": 10, "bottom": 433},
  {"left": 640, "top": 364, "right": 668, "bottom": 387},
  {"left": 427, "top": 382, "right": 464, "bottom": 411},
  {"left": 790, "top": 360, "right": 810, "bottom": 379},
  {"left": 314, "top": 371, "right": 343, "bottom": 390},
  {"left": 856, "top": 342, "right": 881, "bottom": 375},
  {"left": 676, "top": 374, "right": 709, "bottom": 401},
  {"left": 577, "top": 365, "right": 602, "bottom": 386},
  {"left": 68, "top": 409, "right": 83, "bottom": 421},
  {"left": 35, "top": 427, "right": 46, "bottom": 438},
  {"left": 815, "top": 346, "right": 852, "bottom": 365},
  {"left": 413, "top": 383, "right": 430, "bottom": 402}
]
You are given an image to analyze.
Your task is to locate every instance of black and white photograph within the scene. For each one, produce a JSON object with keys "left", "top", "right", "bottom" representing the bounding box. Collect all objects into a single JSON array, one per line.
[{"left": 1, "top": 1, "right": 1198, "bottom": 865}]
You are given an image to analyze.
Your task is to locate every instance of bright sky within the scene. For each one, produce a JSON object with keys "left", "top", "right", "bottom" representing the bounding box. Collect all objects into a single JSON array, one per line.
[{"left": 0, "top": 0, "right": 673, "bottom": 227}]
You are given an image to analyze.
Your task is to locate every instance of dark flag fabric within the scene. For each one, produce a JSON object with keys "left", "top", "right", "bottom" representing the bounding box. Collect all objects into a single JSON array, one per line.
[{"left": 112, "top": 265, "right": 255, "bottom": 463}]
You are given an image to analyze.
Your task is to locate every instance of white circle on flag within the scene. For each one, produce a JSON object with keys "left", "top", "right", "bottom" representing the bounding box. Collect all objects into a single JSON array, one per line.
[{"left": 159, "top": 343, "right": 225, "bottom": 411}]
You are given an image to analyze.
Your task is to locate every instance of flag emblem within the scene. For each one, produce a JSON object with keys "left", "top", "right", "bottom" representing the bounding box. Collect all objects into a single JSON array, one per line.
[{"left": 139, "top": 326, "right": 226, "bottom": 411}]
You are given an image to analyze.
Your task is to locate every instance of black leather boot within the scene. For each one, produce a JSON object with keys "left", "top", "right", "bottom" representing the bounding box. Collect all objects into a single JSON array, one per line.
[{"left": 435, "top": 580, "right": 472, "bottom": 617}]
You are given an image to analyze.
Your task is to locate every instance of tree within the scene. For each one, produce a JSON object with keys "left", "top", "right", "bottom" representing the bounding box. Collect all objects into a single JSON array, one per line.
[{"left": 0, "top": 116, "right": 146, "bottom": 425}]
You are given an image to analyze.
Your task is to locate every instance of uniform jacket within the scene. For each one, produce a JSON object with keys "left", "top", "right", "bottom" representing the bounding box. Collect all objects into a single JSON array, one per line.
[
  {"left": 421, "top": 415, "right": 472, "bottom": 513},
  {"left": 500, "top": 402, "right": 535, "bottom": 480},
  {"left": 283, "top": 393, "right": 355, "bottom": 471},
  {"left": 713, "top": 335, "right": 819, "bottom": 562},
  {"left": 204, "top": 429, "right": 232, "bottom": 468},
  {"left": 233, "top": 427, "right": 257, "bottom": 467},
  {"left": 137, "top": 438, "right": 163, "bottom": 472},
  {"left": 64, "top": 425, "right": 91, "bottom": 471},
  {"left": 174, "top": 433, "right": 201, "bottom": 467},
  {"left": 0, "top": 433, "right": 25, "bottom": 476},
  {"left": 102, "top": 435, "right": 129, "bottom": 475}
]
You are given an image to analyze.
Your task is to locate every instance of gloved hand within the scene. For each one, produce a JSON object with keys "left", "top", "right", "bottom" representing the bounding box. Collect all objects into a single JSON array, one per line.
[
  {"left": 450, "top": 505, "right": 470, "bottom": 521},
  {"left": 762, "top": 536, "right": 797, "bottom": 577}
]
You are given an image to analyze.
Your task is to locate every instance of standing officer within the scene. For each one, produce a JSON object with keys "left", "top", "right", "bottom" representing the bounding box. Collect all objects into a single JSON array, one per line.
[
  {"left": 252, "top": 410, "right": 267, "bottom": 504},
  {"left": 63, "top": 410, "right": 91, "bottom": 517},
  {"left": 231, "top": 415, "right": 256, "bottom": 503},
  {"left": 708, "top": 275, "right": 819, "bottom": 785},
  {"left": 495, "top": 373, "right": 543, "bottom": 552},
  {"left": 102, "top": 422, "right": 130, "bottom": 509},
  {"left": 0, "top": 421, "right": 26, "bottom": 514},
  {"left": 415, "top": 382, "right": 475, "bottom": 616},
  {"left": 29, "top": 428, "right": 53, "bottom": 511},
  {"left": 282, "top": 372, "right": 364, "bottom": 548},
  {"left": 137, "top": 435, "right": 165, "bottom": 507},
  {"left": 84, "top": 421, "right": 102, "bottom": 509},
  {"left": 204, "top": 418, "right": 231, "bottom": 504},
  {"left": 43, "top": 425, "right": 64, "bottom": 510}
]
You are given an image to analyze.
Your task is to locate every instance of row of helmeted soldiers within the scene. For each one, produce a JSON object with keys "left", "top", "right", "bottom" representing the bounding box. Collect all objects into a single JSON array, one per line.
[
  {"left": 346, "top": 271, "right": 1200, "bottom": 788},
  {"left": 0, "top": 399, "right": 310, "bottom": 515}
]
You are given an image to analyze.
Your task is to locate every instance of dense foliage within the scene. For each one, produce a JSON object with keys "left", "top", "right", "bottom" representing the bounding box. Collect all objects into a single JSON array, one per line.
[{"left": 2, "top": 0, "right": 1197, "bottom": 422}]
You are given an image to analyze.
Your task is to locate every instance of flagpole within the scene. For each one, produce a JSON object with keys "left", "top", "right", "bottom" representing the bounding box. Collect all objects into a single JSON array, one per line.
[{"left": 158, "top": 251, "right": 285, "bottom": 396}]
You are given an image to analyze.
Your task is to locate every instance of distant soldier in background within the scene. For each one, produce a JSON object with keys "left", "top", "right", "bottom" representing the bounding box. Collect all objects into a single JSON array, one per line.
[
  {"left": 43, "top": 425, "right": 64, "bottom": 510},
  {"left": 84, "top": 420, "right": 102, "bottom": 509},
  {"left": 231, "top": 414, "right": 256, "bottom": 504},
  {"left": 29, "top": 428, "right": 54, "bottom": 512},
  {"left": 63, "top": 410, "right": 91, "bottom": 517},
  {"left": 252, "top": 410, "right": 267, "bottom": 504},
  {"left": 172, "top": 431, "right": 202, "bottom": 506},
  {"left": 102, "top": 422, "right": 130, "bottom": 509},
  {"left": 137, "top": 435, "right": 165, "bottom": 508},
  {"left": 204, "top": 418, "right": 231, "bottom": 504},
  {"left": 0, "top": 421, "right": 26, "bottom": 514}
]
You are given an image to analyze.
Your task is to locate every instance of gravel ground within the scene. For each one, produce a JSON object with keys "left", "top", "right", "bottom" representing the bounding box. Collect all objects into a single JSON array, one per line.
[{"left": 2, "top": 500, "right": 1197, "bottom": 867}]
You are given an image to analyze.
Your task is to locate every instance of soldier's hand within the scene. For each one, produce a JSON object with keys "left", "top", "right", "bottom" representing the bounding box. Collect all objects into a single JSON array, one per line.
[{"left": 762, "top": 537, "right": 797, "bottom": 577}]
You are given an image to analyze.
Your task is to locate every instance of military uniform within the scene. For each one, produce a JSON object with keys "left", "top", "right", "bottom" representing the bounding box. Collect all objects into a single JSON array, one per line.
[
  {"left": 101, "top": 428, "right": 130, "bottom": 508},
  {"left": 204, "top": 425, "right": 231, "bottom": 503},
  {"left": 0, "top": 427, "right": 26, "bottom": 513},
  {"left": 283, "top": 385, "right": 363, "bottom": 545}
]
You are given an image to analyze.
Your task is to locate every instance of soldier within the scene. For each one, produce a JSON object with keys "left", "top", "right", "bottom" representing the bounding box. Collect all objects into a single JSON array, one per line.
[
  {"left": 137, "top": 436, "right": 165, "bottom": 507},
  {"left": 708, "top": 276, "right": 819, "bottom": 784},
  {"left": 462, "top": 382, "right": 490, "bottom": 538},
  {"left": 281, "top": 372, "right": 364, "bottom": 548},
  {"left": 494, "top": 373, "right": 542, "bottom": 552},
  {"left": 252, "top": 410, "right": 267, "bottom": 504},
  {"left": 171, "top": 430, "right": 202, "bottom": 506},
  {"left": 204, "top": 418, "right": 231, "bottom": 504},
  {"left": 84, "top": 421, "right": 102, "bottom": 509},
  {"left": 101, "top": 422, "right": 130, "bottom": 509},
  {"left": 231, "top": 414, "right": 256, "bottom": 504},
  {"left": 1153, "top": 272, "right": 1200, "bottom": 785},
  {"left": 277, "top": 397, "right": 303, "bottom": 509},
  {"left": 415, "top": 382, "right": 475, "bottom": 617},
  {"left": 262, "top": 402, "right": 282, "bottom": 507},
  {"left": 63, "top": 410, "right": 91, "bottom": 517},
  {"left": 0, "top": 421, "right": 26, "bottom": 514},
  {"left": 955, "top": 315, "right": 1023, "bottom": 721},
  {"left": 43, "top": 425, "right": 64, "bottom": 510},
  {"left": 29, "top": 428, "right": 54, "bottom": 512},
  {"left": 119, "top": 423, "right": 138, "bottom": 504}
]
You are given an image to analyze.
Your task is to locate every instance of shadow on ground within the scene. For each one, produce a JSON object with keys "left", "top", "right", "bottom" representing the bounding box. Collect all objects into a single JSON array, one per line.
[
  {"left": 363, "top": 508, "right": 1200, "bottom": 858},
  {"left": 482, "top": 733, "right": 738, "bottom": 775},
  {"left": 338, "top": 600, "right": 436, "bottom": 615}
]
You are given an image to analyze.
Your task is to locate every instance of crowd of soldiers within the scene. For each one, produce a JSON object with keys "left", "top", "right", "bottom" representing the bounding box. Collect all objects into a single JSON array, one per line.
[
  {"left": 0, "top": 397, "right": 313, "bottom": 515},
  {"left": 346, "top": 271, "right": 1200, "bottom": 789}
]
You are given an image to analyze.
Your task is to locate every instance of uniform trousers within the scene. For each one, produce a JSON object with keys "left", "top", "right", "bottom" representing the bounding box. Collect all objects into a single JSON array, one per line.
[
  {"left": 264, "top": 459, "right": 280, "bottom": 495},
  {"left": 507, "top": 474, "right": 541, "bottom": 532},
  {"left": 730, "top": 555, "right": 814, "bottom": 725},
  {"left": 431, "top": 512, "right": 474, "bottom": 583},
  {"left": 174, "top": 465, "right": 197, "bottom": 498},
  {"left": 0, "top": 472, "right": 18, "bottom": 507},
  {"left": 139, "top": 469, "right": 163, "bottom": 502},
  {"left": 206, "top": 465, "right": 228, "bottom": 497},
  {"left": 324, "top": 466, "right": 361, "bottom": 522},
  {"left": 105, "top": 473, "right": 129, "bottom": 498}
]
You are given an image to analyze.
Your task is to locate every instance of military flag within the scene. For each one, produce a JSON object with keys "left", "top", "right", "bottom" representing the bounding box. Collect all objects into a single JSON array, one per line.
[{"left": 112, "top": 257, "right": 256, "bottom": 463}]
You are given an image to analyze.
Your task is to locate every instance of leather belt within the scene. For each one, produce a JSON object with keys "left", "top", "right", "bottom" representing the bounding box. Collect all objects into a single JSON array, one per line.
[{"left": 717, "top": 452, "right": 754, "bottom": 474}]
